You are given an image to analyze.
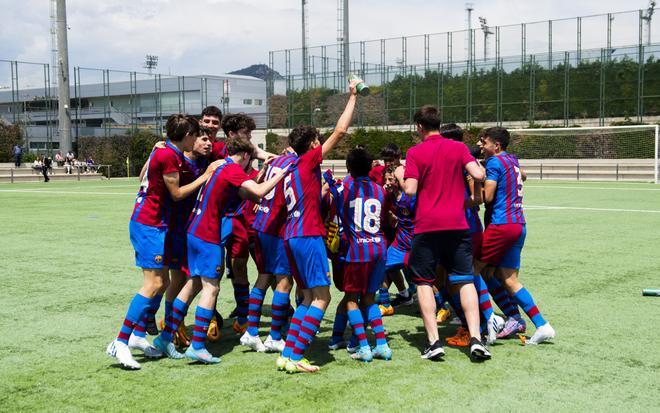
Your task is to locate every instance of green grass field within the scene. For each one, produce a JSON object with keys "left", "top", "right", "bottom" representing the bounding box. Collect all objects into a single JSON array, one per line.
[{"left": 1, "top": 178, "right": 659, "bottom": 412}]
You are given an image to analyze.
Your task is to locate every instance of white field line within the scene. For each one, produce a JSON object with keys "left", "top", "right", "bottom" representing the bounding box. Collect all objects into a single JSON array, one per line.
[
  {"left": 0, "top": 189, "right": 133, "bottom": 196},
  {"left": 526, "top": 205, "right": 660, "bottom": 214},
  {"left": 525, "top": 185, "right": 660, "bottom": 191}
]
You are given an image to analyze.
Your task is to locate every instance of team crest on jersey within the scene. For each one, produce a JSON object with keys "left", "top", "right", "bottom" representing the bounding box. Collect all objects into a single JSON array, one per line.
[
  {"left": 154, "top": 255, "right": 163, "bottom": 264},
  {"left": 400, "top": 208, "right": 410, "bottom": 216}
]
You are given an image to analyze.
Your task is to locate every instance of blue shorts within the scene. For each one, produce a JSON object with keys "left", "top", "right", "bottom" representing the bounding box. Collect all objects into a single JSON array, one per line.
[
  {"left": 255, "top": 232, "right": 290, "bottom": 276},
  {"left": 499, "top": 225, "right": 526, "bottom": 270},
  {"left": 284, "top": 236, "right": 330, "bottom": 290},
  {"left": 385, "top": 246, "right": 409, "bottom": 272},
  {"left": 129, "top": 220, "right": 166, "bottom": 269},
  {"left": 187, "top": 234, "right": 224, "bottom": 279},
  {"left": 220, "top": 217, "right": 233, "bottom": 248}
]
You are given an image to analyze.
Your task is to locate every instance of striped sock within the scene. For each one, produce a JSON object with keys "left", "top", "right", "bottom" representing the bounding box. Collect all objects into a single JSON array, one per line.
[
  {"left": 331, "top": 312, "right": 348, "bottom": 344},
  {"left": 282, "top": 304, "right": 308, "bottom": 359},
  {"left": 164, "top": 300, "right": 173, "bottom": 329},
  {"left": 347, "top": 309, "right": 369, "bottom": 349},
  {"left": 367, "top": 304, "right": 387, "bottom": 346},
  {"left": 161, "top": 298, "right": 189, "bottom": 343},
  {"left": 233, "top": 283, "right": 250, "bottom": 325},
  {"left": 291, "top": 306, "right": 324, "bottom": 361},
  {"left": 513, "top": 287, "right": 547, "bottom": 328},
  {"left": 475, "top": 276, "right": 494, "bottom": 320},
  {"left": 486, "top": 276, "right": 521, "bottom": 319},
  {"left": 269, "top": 291, "right": 290, "bottom": 341},
  {"left": 378, "top": 287, "right": 391, "bottom": 307},
  {"left": 247, "top": 288, "right": 266, "bottom": 337},
  {"left": 191, "top": 306, "right": 214, "bottom": 350},
  {"left": 434, "top": 290, "right": 446, "bottom": 308},
  {"left": 133, "top": 294, "right": 162, "bottom": 338},
  {"left": 448, "top": 293, "right": 466, "bottom": 326},
  {"left": 116, "top": 293, "right": 150, "bottom": 345}
]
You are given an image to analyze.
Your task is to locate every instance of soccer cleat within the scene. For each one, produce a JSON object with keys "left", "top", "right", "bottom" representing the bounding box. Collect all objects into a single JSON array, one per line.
[
  {"left": 285, "top": 358, "right": 320, "bottom": 374},
  {"left": 497, "top": 316, "right": 527, "bottom": 339},
  {"left": 445, "top": 327, "right": 470, "bottom": 347},
  {"left": 214, "top": 310, "right": 224, "bottom": 329},
  {"left": 145, "top": 316, "right": 159, "bottom": 336},
  {"left": 228, "top": 307, "right": 238, "bottom": 319},
  {"left": 350, "top": 346, "right": 374, "bottom": 362},
  {"left": 346, "top": 344, "right": 359, "bottom": 354},
  {"left": 232, "top": 319, "right": 248, "bottom": 335},
  {"left": 184, "top": 346, "right": 220, "bottom": 364},
  {"left": 153, "top": 336, "right": 185, "bottom": 359},
  {"left": 372, "top": 344, "right": 393, "bottom": 361},
  {"left": 469, "top": 337, "right": 491, "bottom": 361},
  {"left": 264, "top": 335, "right": 286, "bottom": 353},
  {"left": 420, "top": 340, "right": 445, "bottom": 360},
  {"left": 486, "top": 314, "right": 505, "bottom": 345},
  {"left": 207, "top": 317, "right": 221, "bottom": 342},
  {"left": 391, "top": 293, "right": 414, "bottom": 307},
  {"left": 173, "top": 321, "right": 192, "bottom": 347},
  {"left": 449, "top": 316, "right": 463, "bottom": 326},
  {"left": 526, "top": 323, "right": 556, "bottom": 346},
  {"left": 436, "top": 307, "right": 451, "bottom": 323},
  {"left": 379, "top": 304, "right": 394, "bottom": 317},
  {"left": 240, "top": 331, "right": 267, "bottom": 352},
  {"left": 328, "top": 339, "right": 346, "bottom": 351},
  {"left": 128, "top": 334, "right": 163, "bottom": 358},
  {"left": 276, "top": 355, "right": 288, "bottom": 371},
  {"left": 106, "top": 340, "right": 141, "bottom": 370}
]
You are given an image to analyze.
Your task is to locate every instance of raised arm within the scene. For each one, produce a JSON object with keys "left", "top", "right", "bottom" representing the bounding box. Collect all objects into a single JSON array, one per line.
[
  {"left": 394, "top": 165, "right": 418, "bottom": 196},
  {"left": 465, "top": 161, "right": 485, "bottom": 182},
  {"left": 163, "top": 159, "right": 224, "bottom": 201},
  {"left": 238, "top": 164, "right": 290, "bottom": 203},
  {"left": 321, "top": 79, "right": 360, "bottom": 157}
]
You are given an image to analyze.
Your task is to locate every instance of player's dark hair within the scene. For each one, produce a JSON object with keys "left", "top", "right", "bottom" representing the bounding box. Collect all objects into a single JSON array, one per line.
[
  {"left": 381, "top": 143, "right": 402, "bottom": 162},
  {"left": 165, "top": 114, "right": 200, "bottom": 142},
  {"left": 346, "top": 148, "right": 373, "bottom": 178},
  {"left": 221, "top": 113, "right": 256, "bottom": 136},
  {"left": 484, "top": 126, "right": 511, "bottom": 150},
  {"left": 469, "top": 145, "right": 481, "bottom": 159},
  {"left": 200, "top": 126, "right": 212, "bottom": 136},
  {"left": 226, "top": 137, "right": 256, "bottom": 157},
  {"left": 288, "top": 125, "right": 321, "bottom": 155},
  {"left": 201, "top": 105, "right": 222, "bottom": 120},
  {"left": 440, "top": 123, "right": 464, "bottom": 141},
  {"left": 413, "top": 105, "right": 441, "bottom": 132},
  {"left": 384, "top": 165, "right": 397, "bottom": 176}
]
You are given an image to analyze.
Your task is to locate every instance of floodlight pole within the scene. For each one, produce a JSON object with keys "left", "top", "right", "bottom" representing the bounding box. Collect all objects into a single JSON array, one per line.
[{"left": 56, "top": 0, "right": 72, "bottom": 155}]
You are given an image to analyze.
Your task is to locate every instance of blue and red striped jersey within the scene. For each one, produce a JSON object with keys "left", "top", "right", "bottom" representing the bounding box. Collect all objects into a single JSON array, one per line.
[
  {"left": 485, "top": 152, "right": 526, "bottom": 225},
  {"left": 130, "top": 142, "right": 183, "bottom": 228},
  {"left": 326, "top": 174, "right": 387, "bottom": 263},
  {"left": 464, "top": 174, "right": 484, "bottom": 235},
  {"left": 283, "top": 146, "right": 326, "bottom": 239},
  {"left": 252, "top": 153, "right": 297, "bottom": 236},
  {"left": 187, "top": 159, "right": 251, "bottom": 244},
  {"left": 390, "top": 193, "right": 416, "bottom": 251}
]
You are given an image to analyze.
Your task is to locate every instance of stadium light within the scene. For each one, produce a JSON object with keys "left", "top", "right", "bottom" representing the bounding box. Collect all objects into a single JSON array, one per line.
[
  {"left": 479, "top": 16, "right": 494, "bottom": 61},
  {"left": 144, "top": 55, "right": 159, "bottom": 75},
  {"left": 642, "top": 0, "right": 656, "bottom": 46}
]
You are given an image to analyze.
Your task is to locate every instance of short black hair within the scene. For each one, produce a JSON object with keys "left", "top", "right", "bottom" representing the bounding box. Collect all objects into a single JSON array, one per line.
[
  {"left": 440, "top": 123, "right": 464, "bottom": 142},
  {"left": 483, "top": 126, "right": 511, "bottom": 150},
  {"left": 469, "top": 145, "right": 481, "bottom": 159},
  {"left": 288, "top": 125, "right": 321, "bottom": 156},
  {"left": 226, "top": 137, "right": 256, "bottom": 157},
  {"left": 221, "top": 113, "right": 256, "bottom": 135},
  {"left": 201, "top": 105, "right": 222, "bottom": 120},
  {"left": 165, "top": 114, "right": 200, "bottom": 142},
  {"left": 413, "top": 105, "right": 441, "bottom": 132},
  {"left": 381, "top": 143, "right": 402, "bottom": 162},
  {"left": 346, "top": 147, "right": 373, "bottom": 178},
  {"left": 200, "top": 126, "right": 212, "bottom": 136}
]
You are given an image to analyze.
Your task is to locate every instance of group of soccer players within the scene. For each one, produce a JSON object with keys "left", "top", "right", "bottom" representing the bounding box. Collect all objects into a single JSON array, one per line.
[{"left": 107, "top": 78, "right": 555, "bottom": 372}]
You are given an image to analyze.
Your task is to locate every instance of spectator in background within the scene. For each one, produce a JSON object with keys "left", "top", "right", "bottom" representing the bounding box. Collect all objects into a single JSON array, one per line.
[
  {"left": 64, "top": 157, "right": 73, "bottom": 174},
  {"left": 55, "top": 152, "right": 64, "bottom": 167},
  {"left": 32, "top": 157, "right": 43, "bottom": 173},
  {"left": 66, "top": 151, "right": 74, "bottom": 163},
  {"left": 43, "top": 155, "right": 52, "bottom": 182},
  {"left": 13, "top": 144, "right": 22, "bottom": 167},
  {"left": 86, "top": 156, "right": 96, "bottom": 173}
]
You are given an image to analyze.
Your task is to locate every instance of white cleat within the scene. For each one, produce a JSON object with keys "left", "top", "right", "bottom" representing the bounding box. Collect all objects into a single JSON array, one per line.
[
  {"left": 240, "top": 331, "right": 267, "bottom": 352},
  {"left": 486, "top": 314, "right": 505, "bottom": 345},
  {"left": 264, "top": 335, "right": 286, "bottom": 353},
  {"left": 106, "top": 340, "right": 141, "bottom": 370},
  {"left": 128, "top": 334, "right": 163, "bottom": 358},
  {"left": 526, "top": 323, "right": 556, "bottom": 346}
]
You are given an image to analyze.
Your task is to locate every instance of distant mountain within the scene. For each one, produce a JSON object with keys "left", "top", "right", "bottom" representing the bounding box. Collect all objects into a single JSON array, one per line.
[{"left": 228, "top": 64, "right": 283, "bottom": 81}]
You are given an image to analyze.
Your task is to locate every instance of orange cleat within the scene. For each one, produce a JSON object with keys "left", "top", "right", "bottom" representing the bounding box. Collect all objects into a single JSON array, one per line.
[
  {"left": 445, "top": 327, "right": 470, "bottom": 347},
  {"left": 207, "top": 317, "right": 222, "bottom": 342},
  {"left": 379, "top": 305, "right": 394, "bottom": 317},
  {"left": 232, "top": 319, "right": 248, "bottom": 335}
]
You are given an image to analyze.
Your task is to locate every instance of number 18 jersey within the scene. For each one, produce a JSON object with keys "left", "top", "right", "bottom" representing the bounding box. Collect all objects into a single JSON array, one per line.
[{"left": 485, "top": 152, "right": 525, "bottom": 225}]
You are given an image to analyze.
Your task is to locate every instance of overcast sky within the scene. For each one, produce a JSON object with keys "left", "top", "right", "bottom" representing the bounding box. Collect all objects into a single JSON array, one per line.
[{"left": 0, "top": 0, "right": 657, "bottom": 79}]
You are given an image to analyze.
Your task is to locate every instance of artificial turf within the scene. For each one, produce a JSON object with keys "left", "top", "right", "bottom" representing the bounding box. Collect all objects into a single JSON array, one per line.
[{"left": 1, "top": 178, "right": 659, "bottom": 412}]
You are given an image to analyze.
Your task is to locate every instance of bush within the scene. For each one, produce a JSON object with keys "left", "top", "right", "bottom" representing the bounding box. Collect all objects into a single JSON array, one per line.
[
  {"left": 0, "top": 121, "right": 23, "bottom": 162},
  {"left": 78, "top": 129, "right": 160, "bottom": 177}
]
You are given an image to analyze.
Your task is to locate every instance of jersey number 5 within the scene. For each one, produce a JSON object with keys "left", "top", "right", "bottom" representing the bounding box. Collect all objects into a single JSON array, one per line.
[{"left": 284, "top": 175, "right": 296, "bottom": 211}]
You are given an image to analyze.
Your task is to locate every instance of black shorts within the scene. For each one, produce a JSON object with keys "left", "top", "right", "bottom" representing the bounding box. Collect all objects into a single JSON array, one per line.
[{"left": 408, "top": 230, "right": 474, "bottom": 286}]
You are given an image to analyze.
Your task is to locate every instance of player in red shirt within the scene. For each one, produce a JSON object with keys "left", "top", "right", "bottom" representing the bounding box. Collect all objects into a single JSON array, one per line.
[
  {"left": 396, "top": 106, "right": 491, "bottom": 362},
  {"left": 106, "top": 114, "right": 221, "bottom": 370},
  {"left": 277, "top": 79, "right": 361, "bottom": 373}
]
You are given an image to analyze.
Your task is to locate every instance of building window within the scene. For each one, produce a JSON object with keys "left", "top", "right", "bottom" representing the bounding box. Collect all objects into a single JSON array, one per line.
[
  {"left": 254, "top": 99, "right": 263, "bottom": 106},
  {"left": 243, "top": 99, "right": 252, "bottom": 105}
]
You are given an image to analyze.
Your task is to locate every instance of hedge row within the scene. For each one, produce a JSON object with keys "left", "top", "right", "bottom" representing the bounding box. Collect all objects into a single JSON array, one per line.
[{"left": 78, "top": 130, "right": 160, "bottom": 177}]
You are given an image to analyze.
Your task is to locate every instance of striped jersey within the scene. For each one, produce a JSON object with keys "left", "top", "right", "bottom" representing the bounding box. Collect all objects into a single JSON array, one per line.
[
  {"left": 187, "top": 159, "right": 251, "bottom": 244},
  {"left": 485, "top": 152, "right": 526, "bottom": 225},
  {"left": 464, "top": 174, "right": 484, "bottom": 235},
  {"left": 390, "top": 192, "right": 416, "bottom": 252},
  {"left": 327, "top": 174, "right": 387, "bottom": 263},
  {"left": 130, "top": 142, "right": 183, "bottom": 227},
  {"left": 252, "top": 153, "right": 297, "bottom": 236},
  {"left": 283, "top": 146, "right": 325, "bottom": 239}
]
